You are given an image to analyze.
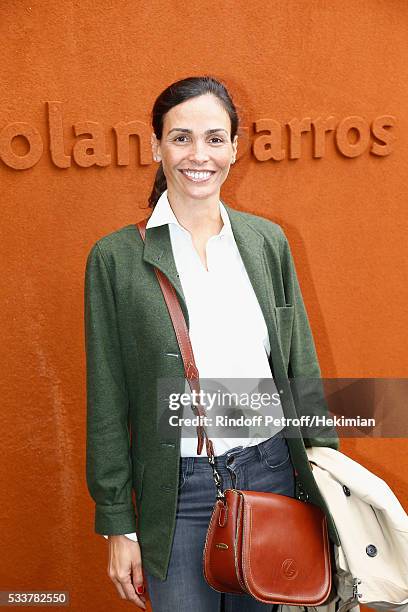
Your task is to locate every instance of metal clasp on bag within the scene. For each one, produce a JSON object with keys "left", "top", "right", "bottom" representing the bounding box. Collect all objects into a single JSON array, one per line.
[
  {"left": 296, "top": 480, "right": 309, "bottom": 501},
  {"left": 208, "top": 454, "right": 226, "bottom": 502}
]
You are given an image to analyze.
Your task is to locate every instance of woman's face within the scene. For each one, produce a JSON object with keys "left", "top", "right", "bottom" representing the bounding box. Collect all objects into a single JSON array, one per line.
[{"left": 151, "top": 93, "right": 238, "bottom": 202}]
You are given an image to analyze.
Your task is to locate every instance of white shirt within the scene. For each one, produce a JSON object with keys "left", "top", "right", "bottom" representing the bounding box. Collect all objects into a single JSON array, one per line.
[
  {"left": 147, "top": 189, "right": 284, "bottom": 455},
  {"left": 104, "top": 189, "right": 284, "bottom": 542}
]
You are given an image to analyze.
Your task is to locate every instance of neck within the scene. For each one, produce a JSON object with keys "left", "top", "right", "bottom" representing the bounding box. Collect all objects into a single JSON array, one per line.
[{"left": 166, "top": 187, "right": 223, "bottom": 235}]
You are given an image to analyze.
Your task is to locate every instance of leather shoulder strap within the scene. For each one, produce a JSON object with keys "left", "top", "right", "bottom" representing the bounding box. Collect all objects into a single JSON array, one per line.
[{"left": 135, "top": 219, "right": 214, "bottom": 457}]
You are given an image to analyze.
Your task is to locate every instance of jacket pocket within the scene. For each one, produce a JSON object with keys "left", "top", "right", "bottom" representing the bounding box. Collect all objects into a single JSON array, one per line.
[
  {"left": 263, "top": 442, "right": 291, "bottom": 471},
  {"left": 274, "top": 305, "right": 295, "bottom": 370},
  {"left": 131, "top": 455, "right": 145, "bottom": 503}
]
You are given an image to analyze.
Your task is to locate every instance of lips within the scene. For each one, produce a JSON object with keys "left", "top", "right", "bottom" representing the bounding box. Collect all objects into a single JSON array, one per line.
[{"left": 179, "top": 169, "right": 216, "bottom": 183}]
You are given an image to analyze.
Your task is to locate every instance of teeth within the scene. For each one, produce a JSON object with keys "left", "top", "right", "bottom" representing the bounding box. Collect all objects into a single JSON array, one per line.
[{"left": 182, "top": 170, "right": 213, "bottom": 181}]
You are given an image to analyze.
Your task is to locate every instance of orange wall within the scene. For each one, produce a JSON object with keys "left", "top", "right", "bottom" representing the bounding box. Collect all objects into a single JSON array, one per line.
[{"left": 1, "top": 2, "right": 407, "bottom": 610}]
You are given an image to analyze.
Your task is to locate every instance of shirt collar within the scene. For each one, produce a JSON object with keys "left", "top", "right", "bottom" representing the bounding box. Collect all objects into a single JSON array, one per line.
[{"left": 145, "top": 188, "right": 234, "bottom": 239}]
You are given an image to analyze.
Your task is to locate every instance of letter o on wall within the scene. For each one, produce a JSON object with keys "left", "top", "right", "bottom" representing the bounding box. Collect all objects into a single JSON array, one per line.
[
  {"left": 335, "top": 116, "right": 370, "bottom": 158},
  {"left": 0, "top": 122, "right": 43, "bottom": 169}
]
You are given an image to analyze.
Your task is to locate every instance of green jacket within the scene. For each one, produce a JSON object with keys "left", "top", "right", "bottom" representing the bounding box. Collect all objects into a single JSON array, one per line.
[{"left": 84, "top": 202, "right": 340, "bottom": 581}]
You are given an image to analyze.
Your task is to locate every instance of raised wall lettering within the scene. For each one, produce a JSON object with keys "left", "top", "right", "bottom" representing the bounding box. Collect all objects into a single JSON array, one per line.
[
  {"left": 47, "top": 102, "right": 71, "bottom": 168},
  {"left": 114, "top": 121, "right": 152, "bottom": 166},
  {"left": 0, "top": 104, "right": 396, "bottom": 170},
  {"left": 312, "top": 116, "right": 336, "bottom": 158},
  {"left": 0, "top": 122, "right": 43, "bottom": 169},
  {"left": 371, "top": 115, "right": 396, "bottom": 156},
  {"left": 336, "top": 116, "right": 370, "bottom": 158},
  {"left": 252, "top": 119, "right": 285, "bottom": 161},
  {"left": 288, "top": 117, "right": 312, "bottom": 159},
  {"left": 73, "top": 121, "right": 111, "bottom": 167}
]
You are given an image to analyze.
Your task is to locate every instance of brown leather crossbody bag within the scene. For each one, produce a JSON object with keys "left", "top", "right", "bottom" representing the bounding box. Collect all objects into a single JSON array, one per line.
[{"left": 136, "top": 219, "right": 332, "bottom": 606}]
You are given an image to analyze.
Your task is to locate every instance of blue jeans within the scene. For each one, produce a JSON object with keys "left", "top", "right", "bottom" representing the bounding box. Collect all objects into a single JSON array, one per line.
[{"left": 144, "top": 432, "right": 296, "bottom": 612}]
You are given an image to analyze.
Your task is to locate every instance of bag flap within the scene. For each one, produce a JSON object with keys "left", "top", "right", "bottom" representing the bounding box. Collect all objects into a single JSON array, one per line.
[{"left": 239, "top": 490, "right": 332, "bottom": 606}]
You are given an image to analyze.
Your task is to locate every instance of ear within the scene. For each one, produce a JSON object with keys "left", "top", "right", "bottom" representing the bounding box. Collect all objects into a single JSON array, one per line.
[
  {"left": 232, "top": 134, "right": 238, "bottom": 157},
  {"left": 151, "top": 132, "right": 161, "bottom": 162}
]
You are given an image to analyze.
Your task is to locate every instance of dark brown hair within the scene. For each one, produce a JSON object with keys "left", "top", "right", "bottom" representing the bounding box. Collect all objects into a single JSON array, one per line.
[{"left": 148, "top": 75, "right": 240, "bottom": 208}]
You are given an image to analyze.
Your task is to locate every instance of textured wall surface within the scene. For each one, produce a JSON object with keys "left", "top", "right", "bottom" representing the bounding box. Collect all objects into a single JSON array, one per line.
[{"left": 1, "top": 1, "right": 407, "bottom": 610}]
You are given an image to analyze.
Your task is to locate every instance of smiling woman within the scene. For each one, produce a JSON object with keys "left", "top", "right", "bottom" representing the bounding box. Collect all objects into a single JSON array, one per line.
[{"left": 85, "top": 75, "right": 339, "bottom": 612}]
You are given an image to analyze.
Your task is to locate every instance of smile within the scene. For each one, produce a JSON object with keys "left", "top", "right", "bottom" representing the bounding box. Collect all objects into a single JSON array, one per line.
[{"left": 179, "top": 169, "right": 216, "bottom": 183}]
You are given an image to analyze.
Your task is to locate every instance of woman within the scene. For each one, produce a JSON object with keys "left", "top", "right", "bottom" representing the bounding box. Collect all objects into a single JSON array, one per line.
[{"left": 85, "top": 76, "right": 339, "bottom": 612}]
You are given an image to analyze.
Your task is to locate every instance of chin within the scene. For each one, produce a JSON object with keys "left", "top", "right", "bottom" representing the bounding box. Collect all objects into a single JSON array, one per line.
[
  {"left": 186, "top": 188, "right": 219, "bottom": 200},
  {"left": 179, "top": 182, "right": 220, "bottom": 198}
]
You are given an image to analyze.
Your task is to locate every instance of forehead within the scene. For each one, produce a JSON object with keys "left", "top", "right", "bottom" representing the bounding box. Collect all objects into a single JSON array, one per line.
[{"left": 163, "top": 94, "right": 230, "bottom": 132}]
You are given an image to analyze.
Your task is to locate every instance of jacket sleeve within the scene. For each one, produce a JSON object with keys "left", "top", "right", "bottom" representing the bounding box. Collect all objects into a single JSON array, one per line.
[
  {"left": 279, "top": 229, "right": 339, "bottom": 450},
  {"left": 84, "top": 242, "right": 137, "bottom": 535}
]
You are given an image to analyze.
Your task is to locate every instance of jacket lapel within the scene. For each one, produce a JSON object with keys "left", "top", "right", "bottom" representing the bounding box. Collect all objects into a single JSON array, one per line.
[
  {"left": 141, "top": 202, "right": 278, "bottom": 354},
  {"left": 141, "top": 222, "right": 191, "bottom": 328}
]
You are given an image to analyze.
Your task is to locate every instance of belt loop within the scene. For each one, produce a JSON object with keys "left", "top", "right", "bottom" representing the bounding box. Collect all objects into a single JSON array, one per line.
[
  {"left": 256, "top": 440, "right": 265, "bottom": 461},
  {"left": 187, "top": 456, "right": 194, "bottom": 477}
]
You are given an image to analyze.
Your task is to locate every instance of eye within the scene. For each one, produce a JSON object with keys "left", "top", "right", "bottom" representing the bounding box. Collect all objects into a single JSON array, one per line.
[{"left": 173, "top": 135, "right": 225, "bottom": 143}]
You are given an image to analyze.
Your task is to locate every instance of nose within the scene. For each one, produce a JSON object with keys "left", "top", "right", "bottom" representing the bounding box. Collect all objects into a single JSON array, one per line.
[{"left": 188, "top": 141, "right": 210, "bottom": 164}]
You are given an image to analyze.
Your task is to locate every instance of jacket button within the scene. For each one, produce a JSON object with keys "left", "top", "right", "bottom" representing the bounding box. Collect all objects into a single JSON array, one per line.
[
  {"left": 366, "top": 544, "right": 377, "bottom": 557},
  {"left": 342, "top": 485, "right": 351, "bottom": 496}
]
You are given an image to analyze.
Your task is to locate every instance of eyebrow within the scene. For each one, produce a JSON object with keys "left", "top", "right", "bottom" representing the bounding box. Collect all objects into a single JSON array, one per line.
[{"left": 167, "top": 128, "right": 229, "bottom": 136}]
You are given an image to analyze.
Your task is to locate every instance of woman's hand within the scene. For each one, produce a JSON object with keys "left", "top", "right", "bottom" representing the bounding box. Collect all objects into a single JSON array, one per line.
[{"left": 107, "top": 535, "right": 147, "bottom": 609}]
